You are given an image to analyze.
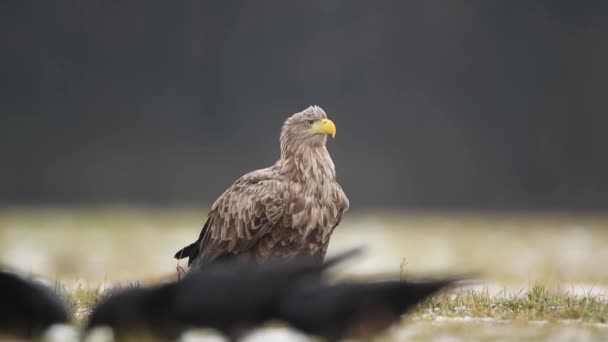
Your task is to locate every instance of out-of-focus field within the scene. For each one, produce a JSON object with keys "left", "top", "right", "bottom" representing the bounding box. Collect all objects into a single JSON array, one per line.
[
  {"left": 2, "top": 208, "right": 608, "bottom": 284},
  {"left": 2, "top": 208, "right": 608, "bottom": 341}
]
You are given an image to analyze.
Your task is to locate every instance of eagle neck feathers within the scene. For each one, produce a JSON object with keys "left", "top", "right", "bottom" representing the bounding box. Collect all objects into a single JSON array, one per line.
[{"left": 277, "top": 145, "right": 336, "bottom": 184}]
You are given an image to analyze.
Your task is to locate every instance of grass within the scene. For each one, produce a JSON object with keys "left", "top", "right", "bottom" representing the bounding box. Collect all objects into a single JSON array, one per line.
[
  {"left": 52, "top": 282, "right": 608, "bottom": 342},
  {"left": 61, "top": 285, "right": 103, "bottom": 325},
  {"left": 419, "top": 284, "right": 608, "bottom": 323},
  {"left": 59, "top": 281, "right": 145, "bottom": 326},
  {"left": 57, "top": 280, "right": 608, "bottom": 329}
]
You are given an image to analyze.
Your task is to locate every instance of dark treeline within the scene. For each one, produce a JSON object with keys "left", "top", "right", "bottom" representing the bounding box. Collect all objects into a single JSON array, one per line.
[{"left": 2, "top": 1, "right": 608, "bottom": 210}]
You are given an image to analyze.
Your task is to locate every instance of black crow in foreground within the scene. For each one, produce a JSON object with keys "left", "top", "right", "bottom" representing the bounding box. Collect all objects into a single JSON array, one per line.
[
  {"left": 85, "top": 284, "right": 182, "bottom": 341},
  {"left": 275, "top": 277, "right": 461, "bottom": 341},
  {"left": 85, "top": 247, "right": 362, "bottom": 341},
  {"left": 0, "top": 270, "right": 70, "bottom": 339},
  {"left": 172, "top": 247, "right": 363, "bottom": 339}
]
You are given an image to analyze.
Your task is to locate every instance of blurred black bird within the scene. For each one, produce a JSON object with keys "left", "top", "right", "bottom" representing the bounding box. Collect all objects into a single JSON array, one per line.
[
  {"left": 0, "top": 270, "right": 70, "bottom": 339},
  {"left": 275, "top": 277, "right": 461, "bottom": 341},
  {"left": 85, "top": 283, "right": 182, "bottom": 341},
  {"left": 85, "top": 247, "right": 362, "bottom": 341},
  {"left": 172, "top": 247, "right": 363, "bottom": 339}
]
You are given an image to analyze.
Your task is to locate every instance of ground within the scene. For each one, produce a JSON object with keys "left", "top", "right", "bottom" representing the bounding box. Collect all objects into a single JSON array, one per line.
[{"left": 2, "top": 208, "right": 608, "bottom": 341}]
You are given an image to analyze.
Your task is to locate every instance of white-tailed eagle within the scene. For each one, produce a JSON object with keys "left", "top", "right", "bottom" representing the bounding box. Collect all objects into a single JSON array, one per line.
[{"left": 174, "top": 106, "right": 349, "bottom": 268}]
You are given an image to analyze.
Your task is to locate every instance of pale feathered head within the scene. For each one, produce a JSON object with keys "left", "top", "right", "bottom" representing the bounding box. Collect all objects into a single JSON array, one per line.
[{"left": 280, "top": 106, "right": 336, "bottom": 156}]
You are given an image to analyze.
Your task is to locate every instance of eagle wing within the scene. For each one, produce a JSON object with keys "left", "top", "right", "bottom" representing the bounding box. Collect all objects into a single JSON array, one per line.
[
  {"left": 178, "top": 168, "right": 287, "bottom": 267},
  {"left": 312, "top": 180, "right": 350, "bottom": 261},
  {"left": 331, "top": 180, "right": 350, "bottom": 230}
]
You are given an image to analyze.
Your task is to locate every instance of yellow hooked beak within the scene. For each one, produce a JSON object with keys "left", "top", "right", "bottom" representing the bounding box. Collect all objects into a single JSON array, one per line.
[{"left": 311, "top": 118, "right": 336, "bottom": 138}]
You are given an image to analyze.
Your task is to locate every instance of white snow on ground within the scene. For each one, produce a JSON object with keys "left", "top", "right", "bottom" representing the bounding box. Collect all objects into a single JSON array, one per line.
[{"left": 45, "top": 319, "right": 608, "bottom": 342}]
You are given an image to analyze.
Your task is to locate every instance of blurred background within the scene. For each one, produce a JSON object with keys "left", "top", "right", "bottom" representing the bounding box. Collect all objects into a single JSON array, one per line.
[{"left": 1, "top": 1, "right": 608, "bottom": 286}]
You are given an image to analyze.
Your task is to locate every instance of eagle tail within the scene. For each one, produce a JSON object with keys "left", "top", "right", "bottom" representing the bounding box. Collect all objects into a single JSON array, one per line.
[
  {"left": 174, "top": 218, "right": 211, "bottom": 264},
  {"left": 173, "top": 242, "right": 198, "bottom": 260}
]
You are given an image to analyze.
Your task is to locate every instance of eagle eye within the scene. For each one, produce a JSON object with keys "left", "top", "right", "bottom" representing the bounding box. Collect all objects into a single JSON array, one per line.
[{"left": 307, "top": 120, "right": 314, "bottom": 125}]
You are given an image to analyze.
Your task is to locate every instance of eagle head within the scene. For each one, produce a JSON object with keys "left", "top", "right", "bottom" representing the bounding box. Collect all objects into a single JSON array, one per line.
[{"left": 280, "top": 106, "right": 337, "bottom": 155}]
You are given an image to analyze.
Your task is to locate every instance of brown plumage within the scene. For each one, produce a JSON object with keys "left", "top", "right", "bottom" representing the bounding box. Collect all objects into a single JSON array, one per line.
[{"left": 175, "top": 106, "right": 349, "bottom": 269}]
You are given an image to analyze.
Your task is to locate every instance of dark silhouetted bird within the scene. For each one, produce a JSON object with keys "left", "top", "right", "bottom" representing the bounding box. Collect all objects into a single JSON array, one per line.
[
  {"left": 85, "top": 284, "right": 182, "bottom": 341},
  {"left": 275, "top": 277, "right": 460, "bottom": 341},
  {"left": 172, "top": 247, "right": 362, "bottom": 339},
  {"left": 0, "top": 270, "right": 70, "bottom": 339},
  {"left": 86, "top": 247, "right": 362, "bottom": 341}
]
